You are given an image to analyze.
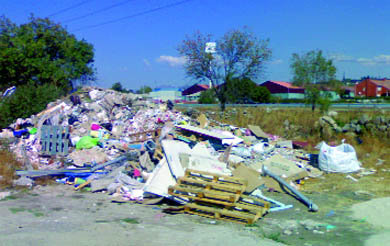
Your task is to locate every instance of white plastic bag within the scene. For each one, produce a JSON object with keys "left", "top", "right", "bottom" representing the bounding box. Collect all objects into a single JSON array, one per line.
[{"left": 318, "top": 140, "right": 361, "bottom": 173}]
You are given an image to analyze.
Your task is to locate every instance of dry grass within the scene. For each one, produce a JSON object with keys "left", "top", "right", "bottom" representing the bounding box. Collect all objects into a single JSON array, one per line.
[
  {"left": 185, "top": 106, "right": 390, "bottom": 199},
  {"left": 0, "top": 140, "right": 23, "bottom": 189}
]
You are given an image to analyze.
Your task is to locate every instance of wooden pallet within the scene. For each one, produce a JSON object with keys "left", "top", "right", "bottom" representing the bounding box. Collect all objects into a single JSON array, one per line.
[
  {"left": 177, "top": 176, "right": 246, "bottom": 194},
  {"left": 168, "top": 184, "right": 241, "bottom": 206},
  {"left": 235, "top": 195, "right": 270, "bottom": 215},
  {"left": 168, "top": 169, "right": 270, "bottom": 224},
  {"left": 183, "top": 203, "right": 265, "bottom": 225},
  {"left": 184, "top": 169, "right": 248, "bottom": 188}
]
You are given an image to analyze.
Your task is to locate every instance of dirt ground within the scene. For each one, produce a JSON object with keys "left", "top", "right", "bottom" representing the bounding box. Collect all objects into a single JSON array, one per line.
[
  {"left": 0, "top": 185, "right": 284, "bottom": 246},
  {"left": 1, "top": 184, "right": 388, "bottom": 246}
]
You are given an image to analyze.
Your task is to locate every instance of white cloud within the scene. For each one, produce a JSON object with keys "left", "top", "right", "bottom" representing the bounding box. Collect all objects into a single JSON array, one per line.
[
  {"left": 156, "top": 55, "right": 187, "bottom": 67},
  {"left": 143, "top": 58, "right": 151, "bottom": 67},
  {"left": 330, "top": 53, "right": 390, "bottom": 66},
  {"left": 329, "top": 54, "right": 355, "bottom": 62},
  {"left": 358, "top": 55, "right": 390, "bottom": 65},
  {"left": 270, "top": 59, "right": 283, "bottom": 65}
]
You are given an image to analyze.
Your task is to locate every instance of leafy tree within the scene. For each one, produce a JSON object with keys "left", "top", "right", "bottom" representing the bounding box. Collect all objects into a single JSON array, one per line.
[
  {"left": 198, "top": 89, "right": 217, "bottom": 104},
  {"left": 111, "top": 82, "right": 129, "bottom": 93},
  {"left": 251, "top": 86, "right": 271, "bottom": 103},
  {"left": 178, "top": 28, "right": 272, "bottom": 111},
  {"left": 225, "top": 77, "right": 270, "bottom": 103},
  {"left": 290, "top": 50, "right": 336, "bottom": 111},
  {"left": 290, "top": 50, "right": 336, "bottom": 86},
  {"left": 0, "top": 83, "right": 65, "bottom": 128},
  {"left": 0, "top": 15, "right": 95, "bottom": 92},
  {"left": 136, "top": 86, "right": 152, "bottom": 94}
]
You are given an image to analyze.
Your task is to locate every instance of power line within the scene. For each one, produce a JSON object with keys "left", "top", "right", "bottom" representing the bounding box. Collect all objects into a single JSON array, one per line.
[
  {"left": 62, "top": 0, "right": 136, "bottom": 23},
  {"left": 47, "top": 0, "right": 94, "bottom": 17},
  {"left": 73, "top": 0, "right": 193, "bottom": 32}
]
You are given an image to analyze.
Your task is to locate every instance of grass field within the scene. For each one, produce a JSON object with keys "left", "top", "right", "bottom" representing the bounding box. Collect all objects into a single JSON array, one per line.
[{"left": 180, "top": 106, "right": 390, "bottom": 199}]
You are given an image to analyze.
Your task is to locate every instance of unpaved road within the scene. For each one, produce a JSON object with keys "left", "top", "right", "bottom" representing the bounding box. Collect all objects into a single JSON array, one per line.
[
  {"left": 351, "top": 197, "right": 390, "bottom": 246},
  {"left": 1, "top": 184, "right": 388, "bottom": 246},
  {"left": 0, "top": 185, "right": 284, "bottom": 246}
]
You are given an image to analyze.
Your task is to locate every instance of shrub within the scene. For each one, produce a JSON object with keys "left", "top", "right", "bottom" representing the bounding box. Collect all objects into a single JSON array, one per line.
[
  {"left": 198, "top": 89, "right": 217, "bottom": 104},
  {"left": 251, "top": 86, "right": 271, "bottom": 103},
  {"left": 0, "top": 83, "right": 65, "bottom": 128}
]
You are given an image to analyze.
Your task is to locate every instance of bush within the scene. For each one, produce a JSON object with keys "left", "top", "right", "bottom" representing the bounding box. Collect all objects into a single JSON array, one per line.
[
  {"left": 0, "top": 83, "right": 66, "bottom": 128},
  {"left": 251, "top": 86, "right": 271, "bottom": 103},
  {"left": 198, "top": 89, "right": 217, "bottom": 104}
]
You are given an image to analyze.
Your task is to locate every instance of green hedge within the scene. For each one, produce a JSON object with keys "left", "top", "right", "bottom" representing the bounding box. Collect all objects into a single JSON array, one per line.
[{"left": 0, "top": 84, "right": 65, "bottom": 128}]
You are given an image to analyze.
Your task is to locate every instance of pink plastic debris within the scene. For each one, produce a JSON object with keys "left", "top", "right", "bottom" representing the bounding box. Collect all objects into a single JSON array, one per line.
[{"left": 91, "top": 124, "right": 101, "bottom": 130}]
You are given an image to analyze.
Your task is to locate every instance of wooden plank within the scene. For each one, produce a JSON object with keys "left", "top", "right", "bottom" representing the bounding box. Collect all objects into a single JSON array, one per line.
[
  {"left": 168, "top": 185, "right": 240, "bottom": 206},
  {"left": 176, "top": 125, "right": 234, "bottom": 141},
  {"left": 247, "top": 125, "right": 269, "bottom": 139},
  {"left": 185, "top": 169, "right": 247, "bottom": 186},
  {"left": 74, "top": 179, "right": 92, "bottom": 191},
  {"left": 184, "top": 203, "right": 262, "bottom": 224},
  {"left": 177, "top": 176, "right": 245, "bottom": 194}
]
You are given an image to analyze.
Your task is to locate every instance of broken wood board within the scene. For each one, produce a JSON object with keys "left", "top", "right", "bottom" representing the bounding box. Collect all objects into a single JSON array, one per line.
[
  {"left": 176, "top": 125, "right": 234, "bottom": 141},
  {"left": 247, "top": 125, "right": 269, "bottom": 139},
  {"left": 276, "top": 140, "right": 293, "bottom": 149},
  {"left": 185, "top": 169, "right": 247, "bottom": 188},
  {"left": 161, "top": 140, "right": 192, "bottom": 179},
  {"left": 162, "top": 139, "right": 223, "bottom": 179},
  {"left": 179, "top": 153, "right": 231, "bottom": 176},
  {"left": 143, "top": 157, "right": 177, "bottom": 199},
  {"left": 197, "top": 113, "right": 209, "bottom": 128},
  {"left": 250, "top": 154, "right": 307, "bottom": 179},
  {"left": 232, "top": 165, "right": 264, "bottom": 193},
  {"left": 218, "top": 144, "right": 232, "bottom": 163}
]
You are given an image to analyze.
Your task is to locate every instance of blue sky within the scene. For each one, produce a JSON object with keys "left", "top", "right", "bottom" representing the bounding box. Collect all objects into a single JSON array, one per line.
[{"left": 2, "top": 0, "right": 390, "bottom": 90}]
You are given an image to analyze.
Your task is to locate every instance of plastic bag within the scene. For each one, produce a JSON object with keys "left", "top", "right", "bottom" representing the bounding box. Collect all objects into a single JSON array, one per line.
[
  {"left": 318, "top": 140, "right": 361, "bottom": 173},
  {"left": 76, "top": 136, "right": 99, "bottom": 150}
]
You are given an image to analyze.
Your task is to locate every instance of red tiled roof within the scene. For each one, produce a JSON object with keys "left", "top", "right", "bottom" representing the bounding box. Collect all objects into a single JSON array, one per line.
[
  {"left": 268, "top": 81, "right": 303, "bottom": 89},
  {"left": 198, "top": 84, "right": 209, "bottom": 89},
  {"left": 370, "top": 79, "right": 390, "bottom": 90}
]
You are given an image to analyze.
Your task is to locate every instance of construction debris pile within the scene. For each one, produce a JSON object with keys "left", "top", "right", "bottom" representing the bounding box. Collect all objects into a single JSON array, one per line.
[{"left": 1, "top": 87, "right": 362, "bottom": 224}]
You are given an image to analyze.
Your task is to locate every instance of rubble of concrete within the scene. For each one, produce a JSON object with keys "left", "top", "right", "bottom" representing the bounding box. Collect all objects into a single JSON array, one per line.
[{"left": 0, "top": 86, "right": 364, "bottom": 224}]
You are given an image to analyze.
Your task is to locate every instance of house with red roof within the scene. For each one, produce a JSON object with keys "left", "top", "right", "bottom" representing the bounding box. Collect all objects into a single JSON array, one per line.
[
  {"left": 355, "top": 78, "right": 390, "bottom": 97},
  {"left": 182, "top": 83, "right": 210, "bottom": 102},
  {"left": 260, "top": 81, "right": 305, "bottom": 99}
]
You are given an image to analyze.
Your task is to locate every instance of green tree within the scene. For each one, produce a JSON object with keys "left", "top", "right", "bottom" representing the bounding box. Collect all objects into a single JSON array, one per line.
[
  {"left": 137, "top": 86, "right": 152, "bottom": 94},
  {"left": 111, "top": 82, "right": 128, "bottom": 93},
  {"left": 178, "top": 28, "right": 272, "bottom": 111},
  {"left": 198, "top": 89, "right": 217, "bottom": 104},
  {"left": 0, "top": 83, "right": 65, "bottom": 128},
  {"left": 0, "top": 15, "right": 95, "bottom": 127},
  {"left": 251, "top": 86, "right": 271, "bottom": 103},
  {"left": 290, "top": 50, "right": 336, "bottom": 111},
  {"left": 0, "top": 15, "right": 95, "bottom": 92},
  {"left": 290, "top": 50, "right": 336, "bottom": 86},
  {"left": 224, "top": 77, "right": 270, "bottom": 103}
]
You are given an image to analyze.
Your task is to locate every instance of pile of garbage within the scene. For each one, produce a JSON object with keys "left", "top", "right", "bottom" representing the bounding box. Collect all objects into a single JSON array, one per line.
[{"left": 0, "top": 87, "right": 363, "bottom": 224}]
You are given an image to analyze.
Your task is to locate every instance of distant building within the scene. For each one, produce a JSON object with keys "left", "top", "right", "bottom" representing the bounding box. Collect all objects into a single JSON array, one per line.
[
  {"left": 316, "top": 86, "right": 341, "bottom": 101},
  {"left": 182, "top": 83, "right": 209, "bottom": 102},
  {"left": 260, "top": 81, "right": 305, "bottom": 99},
  {"left": 149, "top": 87, "right": 182, "bottom": 102},
  {"left": 355, "top": 78, "right": 390, "bottom": 97},
  {"left": 340, "top": 86, "right": 355, "bottom": 98}
]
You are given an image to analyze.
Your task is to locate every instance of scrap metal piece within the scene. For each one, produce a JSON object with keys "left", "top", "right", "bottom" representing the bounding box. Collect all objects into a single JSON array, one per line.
[{"left": 261, "top": 165, "right": 318, "bottom": 212}]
